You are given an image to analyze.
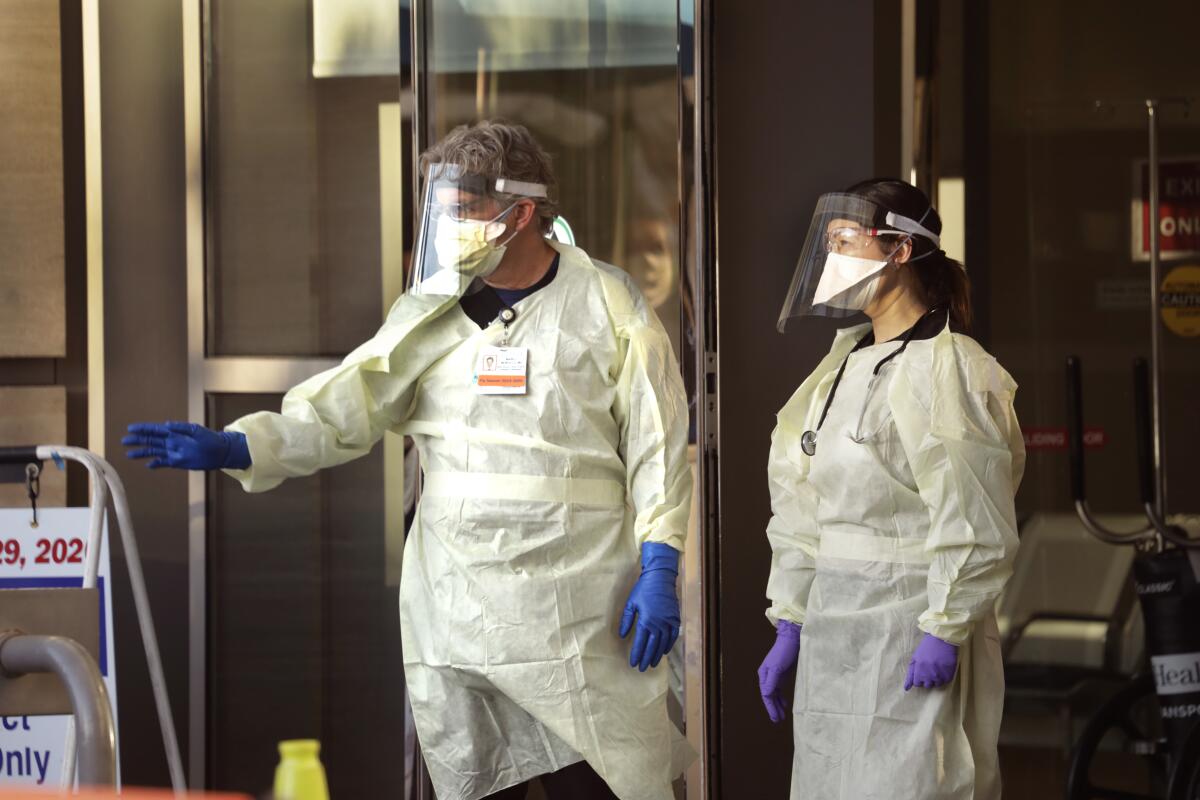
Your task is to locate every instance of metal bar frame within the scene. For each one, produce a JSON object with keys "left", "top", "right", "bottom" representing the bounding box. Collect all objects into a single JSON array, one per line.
[
  {"left": 1071, "top": 99, "right": 1198, "bottom": 553},
  {"left": 900, "top": 0, "right": 916, "bottom": 183},
  {"left": 407, "top": 5, "right": 437, "bottom": 798},
  {"left": 14, "top": 446, "right": 188, "bottom": 790},
  {"left": 689, "top": 0, "right": 720, "bottom": 796},
  {"left": 1145, "top": 100, "right": 1166, "bottom": 518}
]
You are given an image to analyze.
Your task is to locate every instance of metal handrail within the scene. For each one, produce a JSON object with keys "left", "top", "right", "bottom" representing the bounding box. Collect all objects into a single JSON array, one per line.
[
  {"left": 0, "top": 446, "right": 186, "bottom": 794},
  {"left": 0, "top": 633, "right": 117, "bottom": 786}
]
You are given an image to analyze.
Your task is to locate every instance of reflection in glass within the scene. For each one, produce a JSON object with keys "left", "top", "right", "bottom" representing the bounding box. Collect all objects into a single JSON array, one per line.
[
  {"left": 421, "top": 1, "right": 682, "bottom": 349},
  {"left": 957, "top": 2, "right": 1200, "bottom": 792},
  {"left": 207, "top": 394, "right": 405, "bottom": 796},
  {"left": 204, "top": 0, "right": 407, "bottom": 357}
]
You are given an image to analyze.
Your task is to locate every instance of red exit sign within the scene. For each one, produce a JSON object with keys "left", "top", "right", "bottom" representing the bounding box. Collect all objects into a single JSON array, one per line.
[{"left": 1133, "top": 158, "right": 1200, "bottom": 262}]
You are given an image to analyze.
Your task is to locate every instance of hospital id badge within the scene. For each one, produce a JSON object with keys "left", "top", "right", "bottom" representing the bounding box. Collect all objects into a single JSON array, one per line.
[{"left": 474, "top": 346, "right": 528, "bottom": 395}]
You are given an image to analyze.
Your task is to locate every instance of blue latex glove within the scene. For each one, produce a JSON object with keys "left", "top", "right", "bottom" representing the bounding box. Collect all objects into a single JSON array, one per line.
[
  {"left": 122, "top": 422, "right": 251, "bottom": 471},
  {"left": 619, "top": 542, "right": 681, "bottom": 672},
  {"left": 757, "top": 620, "right": 801, "bottom": 723},
  {"left": 904, "top": 633, "right": 959, "bottom": 690}
]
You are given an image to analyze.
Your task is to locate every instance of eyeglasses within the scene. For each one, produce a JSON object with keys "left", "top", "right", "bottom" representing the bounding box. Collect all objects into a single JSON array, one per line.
[
  {"left": 430, "top": 197, "right": 499, "bottom": 222},
  {"left": 432, "top": 196, "right": 534, "bottom": 223},
  {"left": 822, "top": 226, "right": 909, "bottom": 254}
]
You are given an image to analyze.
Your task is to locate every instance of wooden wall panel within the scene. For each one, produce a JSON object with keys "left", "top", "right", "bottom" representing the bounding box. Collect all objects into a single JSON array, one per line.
[
  {"left": 0, "top": 0, "right": 67, "bottom": 357},
  {"left": 0, "top": 386, "right": 67, "bottom": 508}
]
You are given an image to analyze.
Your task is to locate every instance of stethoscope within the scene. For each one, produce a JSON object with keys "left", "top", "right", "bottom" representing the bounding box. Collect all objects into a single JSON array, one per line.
[{"left": 800, "top": 307, "right": 946, "bottom": 457}]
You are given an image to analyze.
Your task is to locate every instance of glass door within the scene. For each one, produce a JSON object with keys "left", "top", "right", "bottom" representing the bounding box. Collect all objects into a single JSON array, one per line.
[
  {"left": 960, "top": 2, "right": 1200, "bottom": 793},
  {"left": 992, "top": 94, "right": 1200, "bottom": 800},
  {"left": 411, "top": 2, "right": 705, "bottom": 796},
  {"left": 184, "top": 0, "right": 415, "bottom": 794}
]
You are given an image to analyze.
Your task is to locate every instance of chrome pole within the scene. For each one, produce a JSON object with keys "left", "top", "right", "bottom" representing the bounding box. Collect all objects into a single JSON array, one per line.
[{"left": 1145, "top": 100, "right": 1167, "bottom": 518}]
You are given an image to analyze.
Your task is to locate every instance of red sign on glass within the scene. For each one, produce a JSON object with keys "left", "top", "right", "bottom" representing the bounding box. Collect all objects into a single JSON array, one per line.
[
  {"left": 1133, "top": 158, "right": 1200, "bottom": 262},
  {"left": 1022, "top": 426, "right": 1107, "bottom": 451}
]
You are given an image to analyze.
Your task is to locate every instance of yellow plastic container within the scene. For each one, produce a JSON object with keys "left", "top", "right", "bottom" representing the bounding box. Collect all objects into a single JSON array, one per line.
[{"left": 273, "top": 739, "right": 330, "bottom": 800}]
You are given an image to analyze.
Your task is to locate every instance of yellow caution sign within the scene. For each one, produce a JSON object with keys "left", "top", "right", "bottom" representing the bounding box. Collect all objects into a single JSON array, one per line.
[{"left": 1161, "top": 265, "right": 1200, "bottom": 337}]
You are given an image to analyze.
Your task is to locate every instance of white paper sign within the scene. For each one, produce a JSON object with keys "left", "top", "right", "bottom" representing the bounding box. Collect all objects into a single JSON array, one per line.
[
  {"left": 0, "top": 508, "right": 119, "bottom": 787},
  {"left": 1153, "top": 651, "right": 1200, "bottom": 696}
]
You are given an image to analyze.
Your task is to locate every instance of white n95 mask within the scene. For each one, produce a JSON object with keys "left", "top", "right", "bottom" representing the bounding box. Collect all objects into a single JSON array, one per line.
[
  {"left": 811, "top": 252, "right": 889, "bottom": 310},
  {"left": 433, "top": 204, "right": 517, "bottom": 278}
]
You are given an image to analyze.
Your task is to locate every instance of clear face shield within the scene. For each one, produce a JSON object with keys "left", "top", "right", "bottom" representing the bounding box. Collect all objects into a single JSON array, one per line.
[
  {"left": 776, "top": 192, "right": 941, "bottom": 331},
  {"left": 408, "top": 162, "right": 549, "bottom": 297}
]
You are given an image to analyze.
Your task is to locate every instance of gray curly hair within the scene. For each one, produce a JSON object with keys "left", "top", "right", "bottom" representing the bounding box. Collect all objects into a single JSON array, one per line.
[{"left": 420, "top": 119, "right": 559, "bottom": 234}]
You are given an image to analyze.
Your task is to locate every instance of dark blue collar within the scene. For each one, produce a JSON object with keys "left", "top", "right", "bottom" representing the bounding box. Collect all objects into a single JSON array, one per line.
[{"left": 459, "top": 254, "right": 560, "bottom": 329}]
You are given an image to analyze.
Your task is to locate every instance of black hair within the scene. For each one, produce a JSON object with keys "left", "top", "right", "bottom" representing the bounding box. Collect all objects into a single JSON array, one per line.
[{"left": 843, "top": 178, "right": 972, "bottom": 331}]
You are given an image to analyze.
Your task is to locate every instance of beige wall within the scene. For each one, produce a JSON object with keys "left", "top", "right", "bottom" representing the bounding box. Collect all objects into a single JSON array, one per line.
[
  {"left": 0, "top": 387, "right": 67, "bottom": 507},
  {"left": 0, "top": 0, "right": 66, "bottom": 358},
  {"left": 0, "top": 0, "right": 87, "bottom": 507}
]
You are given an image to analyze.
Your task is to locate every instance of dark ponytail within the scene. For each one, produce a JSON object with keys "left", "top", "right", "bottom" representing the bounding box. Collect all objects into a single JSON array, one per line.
[{"left": 843, "top": 178, "right": 972, "bottom": 331}]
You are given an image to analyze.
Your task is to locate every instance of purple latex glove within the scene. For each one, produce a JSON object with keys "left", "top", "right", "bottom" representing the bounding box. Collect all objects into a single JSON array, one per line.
[
  {"left": 757, "top": 620, "right": 802, "bottom": 723},
  {"left": 904, "top": 633, "right": 959, "bottom": 691}
]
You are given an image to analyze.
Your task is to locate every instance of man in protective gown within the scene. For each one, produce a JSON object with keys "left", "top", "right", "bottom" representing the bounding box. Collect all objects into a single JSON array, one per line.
[{"left": 124, "top": 121, "right": 693, "bottom": 800}]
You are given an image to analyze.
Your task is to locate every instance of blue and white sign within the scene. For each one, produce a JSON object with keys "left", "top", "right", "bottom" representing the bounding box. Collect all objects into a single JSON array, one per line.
[{"left": 0, "top": 508, "right": 119, "bottom": 787}]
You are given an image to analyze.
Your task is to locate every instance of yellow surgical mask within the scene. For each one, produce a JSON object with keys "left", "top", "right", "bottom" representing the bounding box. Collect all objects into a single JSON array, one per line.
[{"left": 433, "top": 204, "right": 517, "bottom": 277}]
